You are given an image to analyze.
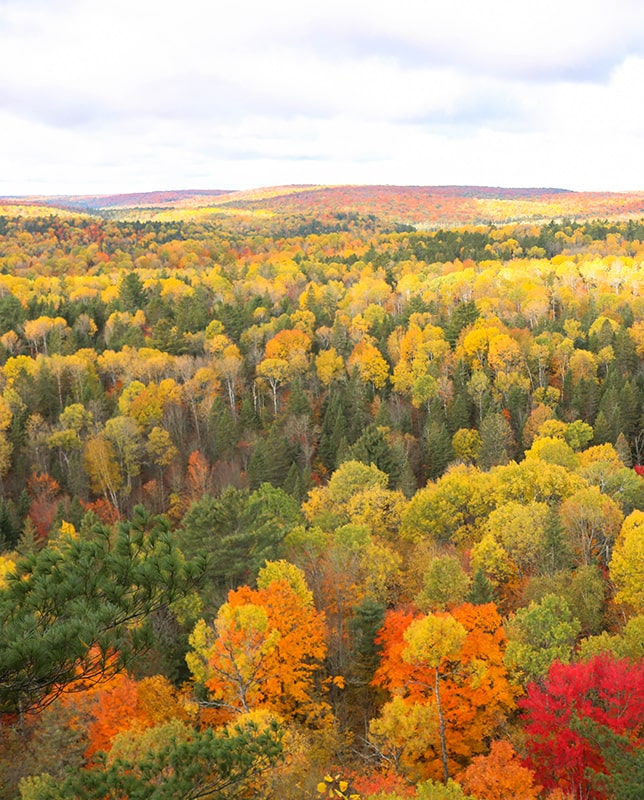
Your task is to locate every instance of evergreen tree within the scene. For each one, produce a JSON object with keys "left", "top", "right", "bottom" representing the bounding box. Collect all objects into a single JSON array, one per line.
[
  {"left": 29, "top": 722, "right": 283, "bottom": 800},
  {"left": 571, "top": 376, "right": 600, "bottom": 424},
  {"left": 238, "top": 395, "right": 262, "bottom": 433},
  {"left": 477, "top": 411, "right": 515, "bottom": 470},
  {"left": 613, "top": 326, "right": 638, "bottom": 372},
  {"left": 467, "top": 567, "right": 497, "bottom": 605},
  {"left": 179, "top": 484, "right": 299, "bottom": 605},
  {"left": 575, "top": 717, "right": 644, "bottom": 800},
  {"left": 345, "top": 370, "right": 372, "bottom": 443},
  {"left": 447, "top": 392, "right": 472, "bottom": 435},
  {"left": 283, "top": 462, "right": 309, "bottom": 502},
  {"left": 247, "top": 425, "right": 294, "bottom": 490},
  {"left": 593, "top": 410, "right": 612, "bottom": 445},
  {"left": 318, "top": 391, "right": 348, "bottom": 471},
  {"left": 0, "top": 499, "right": 18, "bottom": 550},
  {"left": 349, "top": 425, "right": 398, "bottom": 487},
  {"left": 208, "top": 397, "right": 238, "bottom": 461},
  {"left": 0, "top": 293, "right": 26, "bottom": 337},
  {"left": 285, "top": 380, "right": 312, "bottom": 418},
  {"left": 350, "top": 596, "right": 386, "bottom": 682},
  {"left": 445, "top": 300, "right": 479, "bottom": 348},
  {"left": 118, "top": 271, "right": 147, "bottom": 313},
  {"left": 0, "top": 507, "right": 205, "bottom": 715},
  {"left": 174, "top": 286, "right": 210, "bottom": 334},
  {"left": 541, "top": 505, "right": 574, "bottom": 576},
  {"left": 558, "top": 368, "right": 575, "bottom": 417},
  {"left": 150, "top": 318, "right": 188, "bottom": 355},
  {"left": 615, "top": 432, "right": 633, "bottom": 467},
  {"left": 424, "top": 420, "right": 454, "bottom": 480},
  {"left": 620, "top": 379, "right": 640, "bottom": 441},
  {"left": 598, "top": 384, "right": 624, "bottom": 442}
]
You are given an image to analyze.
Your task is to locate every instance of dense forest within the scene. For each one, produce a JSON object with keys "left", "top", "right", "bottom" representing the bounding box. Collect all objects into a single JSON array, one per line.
[{"left": 0, "top": 188, "right": 643, "bottom": 800}]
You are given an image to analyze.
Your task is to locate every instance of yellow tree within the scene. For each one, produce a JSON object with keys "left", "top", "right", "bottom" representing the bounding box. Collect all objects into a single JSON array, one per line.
[
  {"left": 256, "top": 358, "right": 289, "bottom": 415},
  {"left": 400, "top": 464, "right": 494, "bottom": 547},
  {"left": 23, "top": 316, "right": 69, "bottom": 356},
  {"left": 609, "top": 511, "right": 644, "bottom": 613},
  {"left": 315, "top": 347, "right": 345, "bottom": 386},
  {"left": 402, "top": 613, "right": 468, "bottom": 781},
  {"left": 255, "top": 326, "right": 312, "bottom": 415},
  {"left": 83, "top": 434, "right": 122, "bottom": 510},
  {"left": 347, "top": 338, "right": 389, "bottom": 389},
  {"left": 560, "top": 486, "right": 623, "bottom": 567},
  {"left": 0, "top": 394, "right": 13, "bottom": 480}
]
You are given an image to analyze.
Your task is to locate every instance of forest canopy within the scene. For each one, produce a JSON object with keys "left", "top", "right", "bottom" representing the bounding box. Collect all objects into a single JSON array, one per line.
[{"left": 0, "top": 189, "right": 643, "bottom": 800}]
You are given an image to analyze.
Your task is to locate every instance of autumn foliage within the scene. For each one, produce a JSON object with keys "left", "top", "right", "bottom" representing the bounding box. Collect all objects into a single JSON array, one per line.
[
  {"left": 187, "top": 576, "right": 327, "bottom": 722},
  {"left": 520, "top": 655, "right": 644, "bottom": 800},
  {"left": 371, "top": 603, "right": 516, "bottom": 780},
  {"left": 1, "top": 194, "right": 644, "bottom": 798}
]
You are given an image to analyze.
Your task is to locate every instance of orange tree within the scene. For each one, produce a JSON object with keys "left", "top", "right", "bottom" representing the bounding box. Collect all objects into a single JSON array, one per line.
[
  {"left": 371, "top": 603, "right": 516, "bottom": 781},
  {"left": 187, "top": 576, "right": 328, "bottom": 723}
]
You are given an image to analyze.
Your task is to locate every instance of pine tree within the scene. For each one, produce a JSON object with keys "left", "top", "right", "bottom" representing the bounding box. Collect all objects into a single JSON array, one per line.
[
  {"left": 350, "top": 596, "right": 386, "bottom": 682},
  {"left": 1, "top": 507, "right": 206, "bottom": 715},
  {"left": 572, "top": 376, "right": 600, "bottom": 424},
  {"left": 445, "top": 300, "right": 479, "bottom": 348},
  {"left": 247, "top": 426, "right": 294, "bottom": 490},
  {"left": 15, "top": 518, "right": 42, "bottom": 557},
  {"left": 285, "top": 380, "right": 312, "bottom": 418},
  {"left": 208, "top": 397, "right": 238, "bottom": 461},
  {"left": 477, "top": 411, "right": 514, "bottom": 470},
  {"left": 424, "top": 421, "right": 454, "bottom": 480},
  {"left": 541, "top": 505, "right": 573, "bottom": 576},
  {"left": 615, "top": 432, "right": 633, "bottom": 467},
  {"left": 349, "top": 425, "right": 398, "bottom": 487},
  {"left": 239, "top": 395, "right": 262, "bottom": 433},
  {"left": 119, "top": 270, "right": 147, "bottom": 313},
  {"left": 318, "top": 391, "right": 347, "bottom": 471},
  {"left": 0, "top": 499, "right": 17, "bottom": 549},
  {"left": 593, "top": 410, "right": 612, "bottom": 445},
  {"left": 467, "top": 567, "right": 496, "bottom": 605},
  {"left": 345, "top": 370, "right": 372, "bottom": 443},
  {"left": 620, "top": 380, "right": 640, "bottom": 440}
]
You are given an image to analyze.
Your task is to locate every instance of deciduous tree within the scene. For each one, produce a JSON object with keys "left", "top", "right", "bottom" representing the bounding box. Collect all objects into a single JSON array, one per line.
[{"left": 521, "top": 655, "right": 644, "bottom": 800}]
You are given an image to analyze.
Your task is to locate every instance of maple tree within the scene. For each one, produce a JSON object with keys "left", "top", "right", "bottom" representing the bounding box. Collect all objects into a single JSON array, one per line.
[
  {"left": 461, "top": 740, "right": 541, "bottom": 800},
  {"left": 372, "top": 603, "right": 516, "bottom": 781},
  {"left": 187, "top": 576, "right": 327, "bottom": 722},
  {"left": 520, "top": 655, "right": 644, "bottom": 800}
]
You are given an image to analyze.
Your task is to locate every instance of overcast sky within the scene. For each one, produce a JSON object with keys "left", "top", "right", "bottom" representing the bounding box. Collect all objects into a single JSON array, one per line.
[{"left": 1, "top": 0, "right": 644, "bottom": 195}]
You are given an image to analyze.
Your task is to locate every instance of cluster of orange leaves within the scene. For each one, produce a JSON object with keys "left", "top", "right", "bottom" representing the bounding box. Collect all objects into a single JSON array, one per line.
[{"left": 372, "top": 603, "right": 518, "bottom": 779}]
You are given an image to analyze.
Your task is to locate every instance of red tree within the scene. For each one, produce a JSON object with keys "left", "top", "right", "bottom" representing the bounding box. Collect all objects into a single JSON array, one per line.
[{"left": 520, "top": 655, "right": 644, "bottom": 800}]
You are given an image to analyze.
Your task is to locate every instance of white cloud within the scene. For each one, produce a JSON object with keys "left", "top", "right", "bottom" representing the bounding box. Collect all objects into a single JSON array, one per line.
[{"left": 0, "top": 0, "right": 643, "bottom": 193}]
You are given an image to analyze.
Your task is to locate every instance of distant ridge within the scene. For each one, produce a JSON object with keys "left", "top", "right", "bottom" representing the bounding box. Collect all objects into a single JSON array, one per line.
[
  {"left": 0, "top": 184, "right": 572, "bottom": 209},
  {"left": 2, "top": 184, "right": 643, "bottom": 226},
  {"left": 0, "top": 189, "right": 230, "bottom": 210}
]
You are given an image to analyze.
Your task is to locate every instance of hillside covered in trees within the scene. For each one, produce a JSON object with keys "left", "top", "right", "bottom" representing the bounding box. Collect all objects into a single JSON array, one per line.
[{"left": 0, "top": 186, "right": 643, "bottom": 800}]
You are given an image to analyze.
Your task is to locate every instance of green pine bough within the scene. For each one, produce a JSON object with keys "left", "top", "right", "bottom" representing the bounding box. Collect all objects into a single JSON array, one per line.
[{"left": 0, "top": 506, "right": 206, "bottom": 716}]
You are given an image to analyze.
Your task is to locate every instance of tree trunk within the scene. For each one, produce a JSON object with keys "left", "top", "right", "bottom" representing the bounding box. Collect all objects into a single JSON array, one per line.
[{"left": 435, "top": 666, "right": 450, "bottom": 783}]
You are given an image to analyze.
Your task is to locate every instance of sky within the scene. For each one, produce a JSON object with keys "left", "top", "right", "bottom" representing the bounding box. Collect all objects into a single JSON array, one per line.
[{"left": 1, "top": 0, "right": 644, "bottom": 195}]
